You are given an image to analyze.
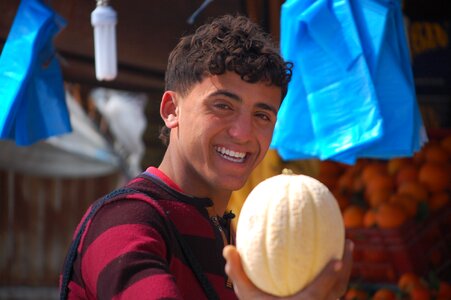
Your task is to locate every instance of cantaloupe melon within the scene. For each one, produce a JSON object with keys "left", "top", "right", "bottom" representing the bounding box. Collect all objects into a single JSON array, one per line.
[{"left": 236, "top": 173, "right": 345, "bottom": 297}]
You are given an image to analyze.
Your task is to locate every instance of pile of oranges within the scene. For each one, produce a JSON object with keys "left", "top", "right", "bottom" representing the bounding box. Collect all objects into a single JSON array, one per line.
[
  {"left": 316, "top": 135, "right": 451, "bottom": 230},
  {"left": 343, "top": 272, "right": 451, "bottom": 300},
  {"left": 316, "top": 135, "right": 451, "bottom": 287}
]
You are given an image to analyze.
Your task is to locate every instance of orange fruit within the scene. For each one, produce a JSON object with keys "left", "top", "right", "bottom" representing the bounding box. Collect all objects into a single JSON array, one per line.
[
  {"left": 419, "top": 162, "right": 451, "bottom": 193},
  {"left": 396, "top": 164, "right": 419, "bottom": 186},
  {"left": 318, "top": 160, "right": 344, "bottom": 177},
  {"left": 428, "top": 191, "right": 450, "bottom": 212},
  {"left": 337, "top": 173, "right": 355, "bottom": 196},
  {"left": 376, "top": 203, "right": 408, "bottom": 228},
  {"left": 345, "top": 160, "right": 366, "bottom": 177},
  {"left": 389, "top": 193, "right": 419, "bottom": 218},
  {"left": 413, "top": 149, "right": 426, "bottom": 165},
  {"left": 362, "top": 162, "right": 387, "bottom": 184},
  {"left": 388, "top": 157, "right": 413, "bottom": 175},
  {"left": 344, "top": 288, "right": 369, "bottom": 300},
  {"left": 342, "top": 205, "right": 365, "bottom": 228},
  {"left": 424, "top": 143, "right": 450, "bottom": 164},
  {"left": 367, "top": 189, "right": 391, "bottom": 208},
  {"left": 339, "top": 163, "right": 365, "bottom": 194},
  {"left": 352, "top": 176, "right": 365, "bottom": 194},
  {"left": 365, "top": 174, "right": 395, "bottom": 198},
  {"left": 410, "top": 286, "right": 432, "bottom": 300},
  {"left": 397, "top": 181, "right": 429, "bottom": 202},
  {"left": 398, "top": 272, "right": 422, "bottom": 292},
  {"left": 363, "top": 209, "right": 377, "bottom": 227},
  {"left": 373, "top": 288, "right": 396, "bottom": 300}
]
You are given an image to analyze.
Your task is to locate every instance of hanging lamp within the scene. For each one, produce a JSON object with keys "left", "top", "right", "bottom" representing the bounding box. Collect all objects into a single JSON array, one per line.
[{"left": 91, "top": 0, "right": 117, "bottom": 81}]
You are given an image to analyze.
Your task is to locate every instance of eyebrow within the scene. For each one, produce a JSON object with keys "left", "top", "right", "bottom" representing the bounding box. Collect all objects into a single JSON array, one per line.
[{"left": 209, "top": 89, "right": 279, "bottom": 115}]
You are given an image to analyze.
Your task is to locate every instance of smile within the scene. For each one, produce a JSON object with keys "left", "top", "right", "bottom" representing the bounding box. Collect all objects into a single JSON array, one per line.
[{"left": 215, "top": 146, "right": 247, "bottom": 163}]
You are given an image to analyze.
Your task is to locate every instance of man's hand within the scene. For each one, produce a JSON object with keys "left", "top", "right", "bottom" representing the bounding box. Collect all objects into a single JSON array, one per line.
[{"left": 223, "top": 239, "right": 354, "bottom": 300}]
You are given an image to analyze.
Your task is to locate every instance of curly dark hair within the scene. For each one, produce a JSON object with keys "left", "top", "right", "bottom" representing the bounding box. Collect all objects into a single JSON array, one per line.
[{"left": 159, "top": 14, "right": 292, "bottom": 145}]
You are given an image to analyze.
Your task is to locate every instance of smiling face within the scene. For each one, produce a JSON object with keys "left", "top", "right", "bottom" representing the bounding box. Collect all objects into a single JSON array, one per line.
[{"left": 159, "top": 72, "right": 282, "bottom": 202}]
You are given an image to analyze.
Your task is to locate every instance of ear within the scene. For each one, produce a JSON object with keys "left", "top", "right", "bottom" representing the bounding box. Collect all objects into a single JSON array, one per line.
[{"left": 160, "top": 91, "right": 179, "bottom": 128}]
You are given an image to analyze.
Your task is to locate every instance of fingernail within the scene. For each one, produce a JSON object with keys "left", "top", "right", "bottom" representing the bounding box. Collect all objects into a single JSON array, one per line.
[
  {"left": 334, "top": 261, "right": 343, "bottom": 271},
  {"left": 348, "top": 241, "right": 354, "bottom": 251}
]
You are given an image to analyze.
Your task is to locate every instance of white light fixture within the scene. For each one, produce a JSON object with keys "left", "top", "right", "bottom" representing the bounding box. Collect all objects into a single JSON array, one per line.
[{"left": 91, "top": 0, "right": 117, "bottom": 81}]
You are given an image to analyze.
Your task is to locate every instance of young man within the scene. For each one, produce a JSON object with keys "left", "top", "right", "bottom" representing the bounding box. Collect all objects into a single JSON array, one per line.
[{"left": 60, "top": 14, "right": 353, "bottom": 299}]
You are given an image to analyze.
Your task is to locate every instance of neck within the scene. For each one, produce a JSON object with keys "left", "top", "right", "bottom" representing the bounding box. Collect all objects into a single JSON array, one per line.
[
  {"left": 158, "top": 152, "right": 232, "bottom": 216},
  {"left": 209, "top": 193, "right": 232, "bottom": 216}
]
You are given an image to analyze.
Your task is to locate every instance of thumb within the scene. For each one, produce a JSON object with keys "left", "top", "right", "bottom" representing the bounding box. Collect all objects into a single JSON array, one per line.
[
  {"left": 223, "top": 245, "right": 246, "bottom": 283},
  {"left": 223, "top": 245, "right": 256, "bottom": 295},
  {"left": 298, "top": 259, "right": 344, "bottom": 300}
]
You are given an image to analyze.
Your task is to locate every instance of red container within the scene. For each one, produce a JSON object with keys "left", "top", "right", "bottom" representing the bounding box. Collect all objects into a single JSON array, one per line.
[{"left": 346, "top": 204, "right": 451, "bottom": 283}]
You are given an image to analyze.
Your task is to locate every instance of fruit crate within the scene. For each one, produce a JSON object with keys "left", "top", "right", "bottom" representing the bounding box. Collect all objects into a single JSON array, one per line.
[{"left": 346, "top": 203, "right": 451, "bottom": 283}]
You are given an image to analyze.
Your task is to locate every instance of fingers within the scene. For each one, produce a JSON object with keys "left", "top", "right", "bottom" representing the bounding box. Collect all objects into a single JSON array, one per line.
[
  {"left": 223, "top": 245, "right": 256, "bottom": 298},
  {"left": 335, "top": 239, "right": 354, "bottom": 296},
  {"left": 294, "top": 239, "right": 354, "bottom": 300},
  {"left": 223, "top": 241, "right": 354, "bottom": 300},
  {"left": 223, "top": 245, "right": 241, "bottom": 282},
  {"left": 300, "top": 260, "right": 344, "bottom": 299}
]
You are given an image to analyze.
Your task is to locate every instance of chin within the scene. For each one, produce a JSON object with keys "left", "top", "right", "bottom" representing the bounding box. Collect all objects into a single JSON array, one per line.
[{"left": 216, "top": 176, "right": 248, "bottom": 192}]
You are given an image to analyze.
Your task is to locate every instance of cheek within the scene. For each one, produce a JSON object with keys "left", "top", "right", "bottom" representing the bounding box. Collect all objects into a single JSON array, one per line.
[
  {"left": 200, "top": 116, "right": 226, "bottom": 134},
  {"left": 259, "top": 127, "right": 276, "bottom": 147},
  {"left": 254, "top": 131, "right": 274, "bottom": 165},
  {"left": 182, "top": 117, "right": 218, "bottom": 145}
]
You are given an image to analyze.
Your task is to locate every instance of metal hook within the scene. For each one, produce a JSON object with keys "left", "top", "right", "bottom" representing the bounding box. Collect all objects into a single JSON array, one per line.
[{"left": 187, "top": 0, "right": 214, "bottom": 25}]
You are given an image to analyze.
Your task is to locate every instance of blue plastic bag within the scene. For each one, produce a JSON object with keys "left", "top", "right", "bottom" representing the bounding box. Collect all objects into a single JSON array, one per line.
[
  {"left": 0, "top": 0, "right": 71, "bottom": 145},
  {"left": 271, "top": 1, "right": 320, "bottom": 159},
  {"left": 272, "top": 0, "right": 384, "bottom": 162},
  {"left": 348, "top": 0, "right": 426, "bottom": 159},
  {"left": 271, "top": 0, "right": 426, "bottom": 163}
]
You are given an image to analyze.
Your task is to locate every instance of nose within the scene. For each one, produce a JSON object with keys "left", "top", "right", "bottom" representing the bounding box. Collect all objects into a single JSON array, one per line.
[{"left": 227, "top": 113, "right": 253, "bottom": 143}]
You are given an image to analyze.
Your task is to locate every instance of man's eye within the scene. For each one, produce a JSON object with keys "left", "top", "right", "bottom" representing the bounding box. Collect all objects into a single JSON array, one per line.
[
  {"left": 214, "top": 103, "right": 231, "bottom": 110},
  {"left": 256, "top": 113, "right": 271, "bottom": 121}
]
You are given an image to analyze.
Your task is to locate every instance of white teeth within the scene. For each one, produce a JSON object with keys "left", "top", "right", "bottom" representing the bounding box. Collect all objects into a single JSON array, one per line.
[{"left": 216, "top": 146, "right": 246, "bottom": 162}]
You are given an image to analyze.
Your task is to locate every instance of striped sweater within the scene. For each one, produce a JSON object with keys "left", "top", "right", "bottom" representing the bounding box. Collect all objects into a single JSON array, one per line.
[{"left": 61, "top": 167, "right": 237, "bottom": 300}]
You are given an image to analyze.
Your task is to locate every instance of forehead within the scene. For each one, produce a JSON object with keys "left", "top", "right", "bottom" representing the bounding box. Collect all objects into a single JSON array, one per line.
[{"left": 194, "top": 73, "right": 282, "bottom": 106}]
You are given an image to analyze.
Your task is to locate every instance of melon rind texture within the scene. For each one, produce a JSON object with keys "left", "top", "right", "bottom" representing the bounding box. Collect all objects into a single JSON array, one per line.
[{"left": 236, "top": 174, "right": 345, "bottom": 297}]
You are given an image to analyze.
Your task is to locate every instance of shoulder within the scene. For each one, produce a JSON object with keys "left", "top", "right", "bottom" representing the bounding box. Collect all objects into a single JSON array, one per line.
[
  {"left": 91, "top": 196, "right": 167, "bottom": 232},
  {"left": 74, "top": 192, "right": 179, "bottom": 298},
  {"left": 79, "top": 189, "right": 174, "bottom": 255}
]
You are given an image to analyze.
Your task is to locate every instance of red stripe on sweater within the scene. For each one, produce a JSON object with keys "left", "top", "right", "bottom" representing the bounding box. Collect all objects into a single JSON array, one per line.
[
  {"left": 169, "top": 256, "right": 237, "bottom": 299},
  {"left": 67, "top": 280, "right": 87, "bottom": 300},
  {"left": 158, "top": 199, "right": 215, "bottom": 237},
  {"left": 77, "top": 191, "right": 167, "bottom": 253},
  {"left": 81, "top": 223, "right": 166, "bottom": 296},
  {"left": 170, "top": 256, "right": 210, "bottom": 299},
  {"left": 112, "top": 273, "right": 183, "bottom": 300}
]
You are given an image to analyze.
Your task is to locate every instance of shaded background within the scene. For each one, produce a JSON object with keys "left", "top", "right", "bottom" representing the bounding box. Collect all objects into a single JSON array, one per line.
[{"left": 0, "top": 1, "right": 284, "bottom": 298}]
